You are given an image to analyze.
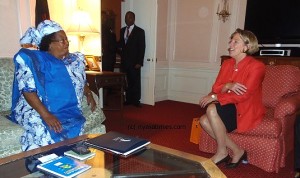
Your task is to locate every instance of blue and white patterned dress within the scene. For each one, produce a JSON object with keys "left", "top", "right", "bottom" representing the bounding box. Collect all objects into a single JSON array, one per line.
[{"left": 10, "top": 48, "right": 87, "bottom": 151}]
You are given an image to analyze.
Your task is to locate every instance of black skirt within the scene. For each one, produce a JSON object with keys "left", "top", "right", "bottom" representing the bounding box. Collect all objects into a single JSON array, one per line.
[{"left": 215, "top": 103, "right": 237, "bottom": 133}]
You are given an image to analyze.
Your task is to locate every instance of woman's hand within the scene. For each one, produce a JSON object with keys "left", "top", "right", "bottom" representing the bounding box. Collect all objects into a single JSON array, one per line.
[
  {"left": 86, "top": 93, "right": 96, "bottom": 112},
  {"left": 199, "top": 95, "right": 216, "bottom": 108},
  {"left": 84, "top": 85, "right": 96, "bottom": 112},
  {"left": 23, "top": 92, "right": 62, "bottom": 133},
  {"left": 41, "top": 112, "right": 62, "bottom": 133},
  {"left": 226, "top": 82, "right": 247, "bottom": 95}
]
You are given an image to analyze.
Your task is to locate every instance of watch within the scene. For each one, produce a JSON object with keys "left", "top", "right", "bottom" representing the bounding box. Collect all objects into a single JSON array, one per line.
[{"left": 211, "top": 94, "right": 216, "bottom": 99}]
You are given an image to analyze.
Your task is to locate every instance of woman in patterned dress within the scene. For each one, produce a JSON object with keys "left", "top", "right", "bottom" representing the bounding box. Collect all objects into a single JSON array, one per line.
[{"left": 10, "top": 20, "right": 96, "bottom": 151}]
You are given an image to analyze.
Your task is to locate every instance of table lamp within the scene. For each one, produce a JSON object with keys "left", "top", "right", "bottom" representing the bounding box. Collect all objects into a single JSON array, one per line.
[{"left": 67, "top": 9, "right": 99, "bottom": 53}]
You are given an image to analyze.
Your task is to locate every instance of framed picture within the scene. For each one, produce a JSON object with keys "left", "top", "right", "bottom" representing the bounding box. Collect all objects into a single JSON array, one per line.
[{"left": 85, "top": 55, "right": 100, "bottom": 71}]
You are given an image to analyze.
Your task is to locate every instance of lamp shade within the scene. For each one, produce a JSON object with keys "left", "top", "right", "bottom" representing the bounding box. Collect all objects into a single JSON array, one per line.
[{"left": 67, "top": 10, "right": 99, "bottom": 36}]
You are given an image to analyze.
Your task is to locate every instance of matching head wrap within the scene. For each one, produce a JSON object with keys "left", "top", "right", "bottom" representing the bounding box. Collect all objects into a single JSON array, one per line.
[{"left": 20, "top": 20, "right": 63, "bottom": 47}]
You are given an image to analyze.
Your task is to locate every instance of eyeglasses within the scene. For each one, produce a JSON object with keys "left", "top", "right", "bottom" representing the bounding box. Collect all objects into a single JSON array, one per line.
[{"left": 51, "top": 39, "right": 70, "bottom": 44}]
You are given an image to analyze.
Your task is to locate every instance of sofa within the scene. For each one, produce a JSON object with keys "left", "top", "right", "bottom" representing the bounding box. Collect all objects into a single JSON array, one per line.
[
  {"left": 0, "top": 57, "right": 106, "bottom": 158},
  {"left": 198, "top": 64, "right": 300, "bottom": 173}
]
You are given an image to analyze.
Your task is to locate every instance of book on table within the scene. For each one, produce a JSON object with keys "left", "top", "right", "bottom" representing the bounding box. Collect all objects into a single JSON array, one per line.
[
  {"left": 64, "top": 150, "right": 96, "bottom": 161},
  {"left": 37, "top": 156, "right": 91, "bottom": 178},
  {"left": 84, "top": 131, "right": 151, "bottom": 157}
]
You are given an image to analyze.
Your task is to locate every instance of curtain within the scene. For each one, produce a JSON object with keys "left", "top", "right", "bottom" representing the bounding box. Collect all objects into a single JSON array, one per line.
[{"left": 35, "top": 0, "right": 50, "bottom": 27}]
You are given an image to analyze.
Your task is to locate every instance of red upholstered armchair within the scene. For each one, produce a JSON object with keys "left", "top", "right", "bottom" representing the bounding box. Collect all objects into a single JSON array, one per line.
[{"left": 198, "top": 65, "right": 300, "bottom": 173}]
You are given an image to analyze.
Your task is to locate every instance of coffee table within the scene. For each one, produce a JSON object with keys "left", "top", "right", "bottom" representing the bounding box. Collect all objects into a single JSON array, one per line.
[{"left": 0, "top": 134, "right": 226, "bottom": 178}]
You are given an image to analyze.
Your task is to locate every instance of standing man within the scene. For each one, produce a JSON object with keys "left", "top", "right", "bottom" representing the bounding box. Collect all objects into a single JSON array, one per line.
[{"left": 119, "top": 11, "right": 146, "bottom": 107}]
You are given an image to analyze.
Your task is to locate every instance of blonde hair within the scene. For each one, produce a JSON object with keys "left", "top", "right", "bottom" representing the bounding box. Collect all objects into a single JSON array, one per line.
[{"left": 230, "top": 28, "right": 259, "bottom": 55}]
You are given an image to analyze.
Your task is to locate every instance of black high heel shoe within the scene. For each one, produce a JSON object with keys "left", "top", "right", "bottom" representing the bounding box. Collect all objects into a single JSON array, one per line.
[
  {"left": 226, "top": 151, "right": 248, "bottom": 169},
  {"left": 215, "top": 154, "right": 230, "bottom": 165}
]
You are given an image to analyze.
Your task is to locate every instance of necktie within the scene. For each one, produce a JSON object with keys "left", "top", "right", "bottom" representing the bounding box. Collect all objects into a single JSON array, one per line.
[
  {"left": 126, "top": 26, "right": 130, "bottom": 38},
  {"left": 125, "top": 26, "right": 130, "bottom": 43}
]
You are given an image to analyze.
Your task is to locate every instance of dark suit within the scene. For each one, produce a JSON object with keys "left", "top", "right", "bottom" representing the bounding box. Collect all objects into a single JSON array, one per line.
[{"left": 119, "top": 25, "right": 145, "bottom": 105}]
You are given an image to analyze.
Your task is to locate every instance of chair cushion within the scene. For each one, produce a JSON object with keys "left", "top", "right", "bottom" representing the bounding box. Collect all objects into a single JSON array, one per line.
[
  {"left": 232, "top": 108, "right": 282, "bottom": 138},
  {"left": 262, "top": 65, "right": 300, "bottom": 108}
]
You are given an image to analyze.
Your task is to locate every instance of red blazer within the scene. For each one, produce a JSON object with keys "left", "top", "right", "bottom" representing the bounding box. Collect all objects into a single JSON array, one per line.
[{"left": 212, "top": 56, "right": 266, "bottom": 132}]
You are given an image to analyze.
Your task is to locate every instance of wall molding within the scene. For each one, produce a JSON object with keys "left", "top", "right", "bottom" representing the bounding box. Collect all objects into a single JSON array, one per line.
[{"left": 155, "top": 66, "right": 219, "bottom": 104}]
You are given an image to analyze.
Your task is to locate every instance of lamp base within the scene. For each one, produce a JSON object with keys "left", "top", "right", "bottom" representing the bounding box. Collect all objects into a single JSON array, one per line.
[{"left": 79, "top": 35, "right": 85, "bottom": 53}]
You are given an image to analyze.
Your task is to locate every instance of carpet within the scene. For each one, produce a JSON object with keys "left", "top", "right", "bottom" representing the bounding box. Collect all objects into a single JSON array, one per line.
[{"left": 103, "top": 100, "right": 295, "bottom": 178}]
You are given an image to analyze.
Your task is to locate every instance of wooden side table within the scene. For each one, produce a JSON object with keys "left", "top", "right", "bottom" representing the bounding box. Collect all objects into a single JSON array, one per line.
[{"left": 86, "top": 71, "right": 126, "bottom": 117}]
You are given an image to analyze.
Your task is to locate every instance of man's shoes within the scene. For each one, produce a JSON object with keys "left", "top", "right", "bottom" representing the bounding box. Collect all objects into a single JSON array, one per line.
[
  {"left": 123, "top": 101, "right": 131, "bottom": 106},
  {"left": 133, "top": 102, "right": 142, "bottom": 108},
  {"left": 124, "top": 101, "right": 142, "bottom": 107}
]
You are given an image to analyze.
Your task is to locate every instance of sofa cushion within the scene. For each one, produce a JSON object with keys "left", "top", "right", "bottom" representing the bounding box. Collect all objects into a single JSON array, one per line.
[
  {"left": 82, "top": 92, "right": 106, "bottom": 134},
  {"left": 262, "top": 65, "right": 300, "bottom": 108},
  {"left": 0, "top": 58, "right": 14, "bottom": 112},
  {"left": 0, "top": 58, "right": 106, "bottom": 159},
  {"left": 0, "top": 112, "right": 23, "bottom": 152}
]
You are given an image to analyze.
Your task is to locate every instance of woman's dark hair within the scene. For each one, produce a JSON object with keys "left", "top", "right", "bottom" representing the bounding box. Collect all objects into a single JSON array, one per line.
[{"left": 39, "top": 33, "right": 56, "bottom": 51}]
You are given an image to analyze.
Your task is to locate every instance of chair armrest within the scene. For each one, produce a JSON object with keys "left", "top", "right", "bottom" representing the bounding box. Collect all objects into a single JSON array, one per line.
[
  {"left": 82, "top": 92, "right": 106, "bottom": 123},
  {"left": 274, "top": 92, "right": 300, "bottom": 119}
]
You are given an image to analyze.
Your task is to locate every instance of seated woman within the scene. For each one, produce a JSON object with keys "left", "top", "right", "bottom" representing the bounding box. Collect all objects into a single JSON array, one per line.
[
  {"left": 199, "top": 28, "right": 266, "bottom": 168},
  {"left": 10, "top": 20, "right": 96, "bottom": 151}
]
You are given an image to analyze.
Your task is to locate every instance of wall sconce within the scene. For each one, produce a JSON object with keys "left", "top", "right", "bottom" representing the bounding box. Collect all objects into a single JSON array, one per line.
[
  {"left": 67, "top": 9, "right": 99, "bottom": 53},
  {"left": 216, "top": 0, "right": 230, "bottom": 22}
]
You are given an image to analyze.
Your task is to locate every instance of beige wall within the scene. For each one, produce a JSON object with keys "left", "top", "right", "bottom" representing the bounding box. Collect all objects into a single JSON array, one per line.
[
  {"left": 156, "top": 0, "right": 247, "bottom": 69},
  {"left": 0, "top": 0, "right": 101, "bottom": 57},
  {"left": 0, "top": 0, "right": 34, "bottom": 57},
  {"left": 174, "top": 0, "right": 213, "bottom": 62},
  {"left": 156, "top": 0, "right": 168, "bottom": 64},
  {"left": 155, "top": 0, "right": 247, "bottom": 104}
]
